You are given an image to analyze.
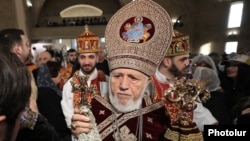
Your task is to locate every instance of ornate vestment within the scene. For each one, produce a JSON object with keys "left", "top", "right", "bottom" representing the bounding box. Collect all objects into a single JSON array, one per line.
[
  {"left": 58, "top": 63, "right": 73, "bottom": 90},
  {"left": 91, "top": 94, "right": 170, "bottom": 141}
]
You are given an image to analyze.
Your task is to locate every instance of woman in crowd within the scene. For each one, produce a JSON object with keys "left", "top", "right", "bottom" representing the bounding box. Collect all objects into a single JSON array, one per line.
[
  {"left": 220, "top": 54, "right": 250, "bottom": 122},
  {"left": 192, "top": 66, "right": 231, "bottom": 124},
  {"left": 37, "top": 61, "right": 71, "bottom": 141}
]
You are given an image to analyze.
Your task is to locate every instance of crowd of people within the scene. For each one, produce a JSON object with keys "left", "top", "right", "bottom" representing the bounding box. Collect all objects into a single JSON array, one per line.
[
  {"left": 0, "top": 0, "right": 250, "bottom": 141},
  {"left": 45, "top": 16, "right": 108, "bottom": 27}
]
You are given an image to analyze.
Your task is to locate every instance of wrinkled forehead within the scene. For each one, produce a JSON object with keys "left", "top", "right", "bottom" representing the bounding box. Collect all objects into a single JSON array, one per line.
[
  {"left": 110, "top": 68, "right": 148, "bottom": 78},
  {"left": 39, "top": 51, "right": 52, "bottom": 58}
]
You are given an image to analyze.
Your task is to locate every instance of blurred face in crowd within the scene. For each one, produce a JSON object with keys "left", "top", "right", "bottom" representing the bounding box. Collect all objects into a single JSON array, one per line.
[
  {"left": 37, "top": 51, "right": 52, "bottom": 67},
  {"left": 14, "top": 35, "right": 31, "bottom": 63},
  {"left": 97, "top": 47, "right": 106, "bottom": 62},
  {"left": 194, "top": 61, "right": 212, "bottom": 69},
  {"left": 164, "top": 54, "right": 190, "bottom": 78},
  {"left": 225, "top": 63, "right": 238, "bottom": 78},
  {"left": 109, "top": 68, "right": 149, "bottom": 113},
  {"left": 68, "top": 51, "right": 77, "bottom": 64},
  {"left": 21, "top": 35, "right": 31, "bottom": 62},
  {"left": 78, "top": 53, "right": 98, "bottom": 74},
  {"left": 52, "top": 73, "right": 62, "bottom": 85}
]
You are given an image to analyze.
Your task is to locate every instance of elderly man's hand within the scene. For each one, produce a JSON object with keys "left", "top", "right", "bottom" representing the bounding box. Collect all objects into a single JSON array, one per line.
[{"left": 71, "top": 108, "right": 93, "bottom": 137}]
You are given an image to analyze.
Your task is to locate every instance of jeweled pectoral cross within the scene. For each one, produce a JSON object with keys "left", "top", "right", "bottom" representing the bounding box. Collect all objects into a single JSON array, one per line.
[{"left": 72, "top": 75, "right": 102, "bottom": 141}]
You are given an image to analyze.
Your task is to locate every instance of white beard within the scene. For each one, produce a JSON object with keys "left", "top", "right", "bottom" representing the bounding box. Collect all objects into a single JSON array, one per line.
[{"left": 108, "top": 81, "right": 148, "bottom": 113}]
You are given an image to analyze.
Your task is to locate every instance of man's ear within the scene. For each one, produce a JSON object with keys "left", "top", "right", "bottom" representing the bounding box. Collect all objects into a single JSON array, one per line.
[
  {"left": 13, "top": 43, "right": 22, "bottom": 56},
  {"left": 0, "top": 115, "right": 6, "bottom": 122},
  {"left": 145, "top": 77, "right": 154, "bottom": 98},
  {"left": 162, "top": 57, "right": 171, "bottom": 67}
]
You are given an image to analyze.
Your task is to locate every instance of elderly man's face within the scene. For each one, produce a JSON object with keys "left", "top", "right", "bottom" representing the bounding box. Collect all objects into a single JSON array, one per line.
[
  {"left": 37, "top": 51, "right": 52, "bottom": 67},
  {"left": 109, "top": 68, "right": 149, "bottom": 112}
]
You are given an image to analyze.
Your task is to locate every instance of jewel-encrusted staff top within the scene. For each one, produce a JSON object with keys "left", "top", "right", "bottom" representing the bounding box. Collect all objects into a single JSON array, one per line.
[{"left": 105, "top": 0, "right": 173, "bottom": 76}]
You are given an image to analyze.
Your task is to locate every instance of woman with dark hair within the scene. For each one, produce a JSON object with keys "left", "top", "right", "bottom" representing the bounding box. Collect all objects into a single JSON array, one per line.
[
  {"left": 0, "top": 52, "right": 31, "bottom": 141},
  {"left": 220, "top": 54, "right": 250, "bottom": 122},
  {"left": 37, "top": 61, "right": 71, "bottom": 141}
]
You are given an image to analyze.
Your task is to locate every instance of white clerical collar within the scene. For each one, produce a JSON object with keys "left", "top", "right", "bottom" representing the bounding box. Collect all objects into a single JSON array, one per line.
[
  {"left": 79, "top": 68, "right": 98, "bottom": 86},
  {"left": 155, "top": 69, "right": 169, "bottom": 83}
]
